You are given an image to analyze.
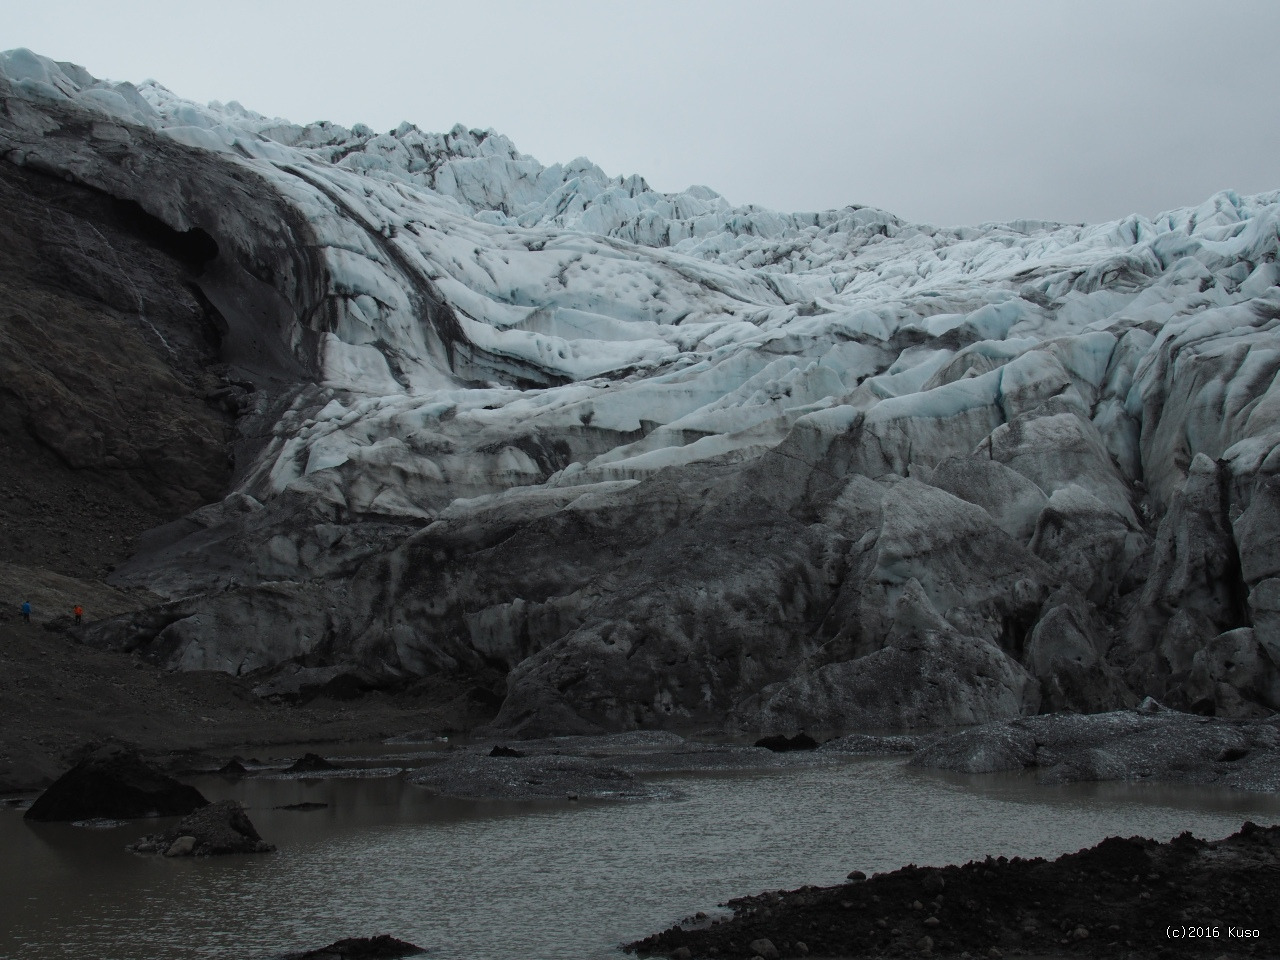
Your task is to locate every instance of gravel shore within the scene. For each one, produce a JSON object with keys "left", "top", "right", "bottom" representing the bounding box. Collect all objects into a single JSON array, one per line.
[{"left": 628, "top": 823, "right": 1280, "bottom": 960}]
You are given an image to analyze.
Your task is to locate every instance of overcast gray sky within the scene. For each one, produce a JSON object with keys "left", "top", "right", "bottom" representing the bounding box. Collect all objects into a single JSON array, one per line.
[{"left": 5, "top": 0, "right": 1279, "bottom": 226}]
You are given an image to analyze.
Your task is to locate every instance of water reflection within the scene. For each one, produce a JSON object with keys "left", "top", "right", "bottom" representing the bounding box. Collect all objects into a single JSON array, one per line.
[{"left": 2, "top": 757, "right": 1277, "bottom": 960}]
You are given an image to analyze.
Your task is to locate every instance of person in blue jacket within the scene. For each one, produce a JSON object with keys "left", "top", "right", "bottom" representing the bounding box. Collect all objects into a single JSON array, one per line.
[{"left": 21, "top": 600, "right": 31, "bottom": 624}]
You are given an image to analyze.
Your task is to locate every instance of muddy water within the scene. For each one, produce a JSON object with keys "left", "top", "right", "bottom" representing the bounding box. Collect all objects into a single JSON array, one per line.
[{"left": 3, "top": 757, "right": 1278, "bottom": 960}]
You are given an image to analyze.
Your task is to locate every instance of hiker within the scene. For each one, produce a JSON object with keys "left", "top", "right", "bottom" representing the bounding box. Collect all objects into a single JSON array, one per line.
[
  {"left": 21, "top": 600, "right": 31, "bottom": 624},
  {"left": 73, "top": 604, "right": 83, "bottom": 625}
]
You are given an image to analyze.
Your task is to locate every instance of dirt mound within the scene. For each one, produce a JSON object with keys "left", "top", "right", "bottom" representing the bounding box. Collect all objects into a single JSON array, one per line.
[{"left": 129, "top": 798, "right": 273, "bottom": 856}]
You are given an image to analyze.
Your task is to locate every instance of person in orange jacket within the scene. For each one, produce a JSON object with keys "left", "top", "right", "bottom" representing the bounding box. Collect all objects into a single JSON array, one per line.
[{"left": 73, "top": 604, "right": 83, "bottom": 625}]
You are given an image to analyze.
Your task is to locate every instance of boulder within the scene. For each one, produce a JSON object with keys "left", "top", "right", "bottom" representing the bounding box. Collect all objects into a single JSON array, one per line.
[
  {"left": 24, "top": 742, "right": 208, "bottom": 822},
  {"left": 165, "top": 836, "right": 197, "bottom": 857},
  {"left": 129, "top": 799, "right": 274, "bottom": 856}
]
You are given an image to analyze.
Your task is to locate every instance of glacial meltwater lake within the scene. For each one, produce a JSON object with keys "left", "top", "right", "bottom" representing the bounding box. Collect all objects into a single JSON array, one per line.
[{"left": 3, "top": 752, "right": 1278, "bottom": 960}]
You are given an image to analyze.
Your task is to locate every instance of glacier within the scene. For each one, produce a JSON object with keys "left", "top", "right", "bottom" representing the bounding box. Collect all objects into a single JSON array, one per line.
[{"left": 2, "top": 48, "right": 1278, "bottom": 735}]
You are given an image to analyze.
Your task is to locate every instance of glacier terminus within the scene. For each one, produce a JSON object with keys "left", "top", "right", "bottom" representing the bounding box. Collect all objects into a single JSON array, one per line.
[{"left": 2, "top": 47, "right": 1279, "bottom": 741}]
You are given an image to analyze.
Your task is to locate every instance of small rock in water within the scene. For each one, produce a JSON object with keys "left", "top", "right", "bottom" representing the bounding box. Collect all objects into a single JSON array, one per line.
[
  {"left": 165, "top": 835, "right": 197, "bottom": 857},
  {"left": 846, "top": 869, "right": 867, "bottom": 881},
  {"left": 278, "top": 934, "right": 426, "bottom": 959},
  {"left": 69, "top": 817, "right": 126, "bottom": 829},
  {"left": 286, "top": 753, "right": 339, "bottom": 773},
  {"left": 218, "top": 758, "right": 249, "bottom": 778}
]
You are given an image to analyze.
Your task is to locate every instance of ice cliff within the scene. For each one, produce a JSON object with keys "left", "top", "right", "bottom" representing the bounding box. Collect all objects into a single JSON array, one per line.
[{"left": 3, "top": 48, "right": 1278, "bottom": 734}]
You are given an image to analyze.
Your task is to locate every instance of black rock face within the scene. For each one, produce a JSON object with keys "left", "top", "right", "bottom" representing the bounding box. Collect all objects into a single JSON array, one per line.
[{"left": 23, "top": 743, "right": 208, "bottom": 822}]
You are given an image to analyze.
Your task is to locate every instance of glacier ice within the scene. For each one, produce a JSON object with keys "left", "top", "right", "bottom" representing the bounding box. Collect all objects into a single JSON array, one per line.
[{"left": 3, "top": 48, "right": 1280, "bottom": 732}]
